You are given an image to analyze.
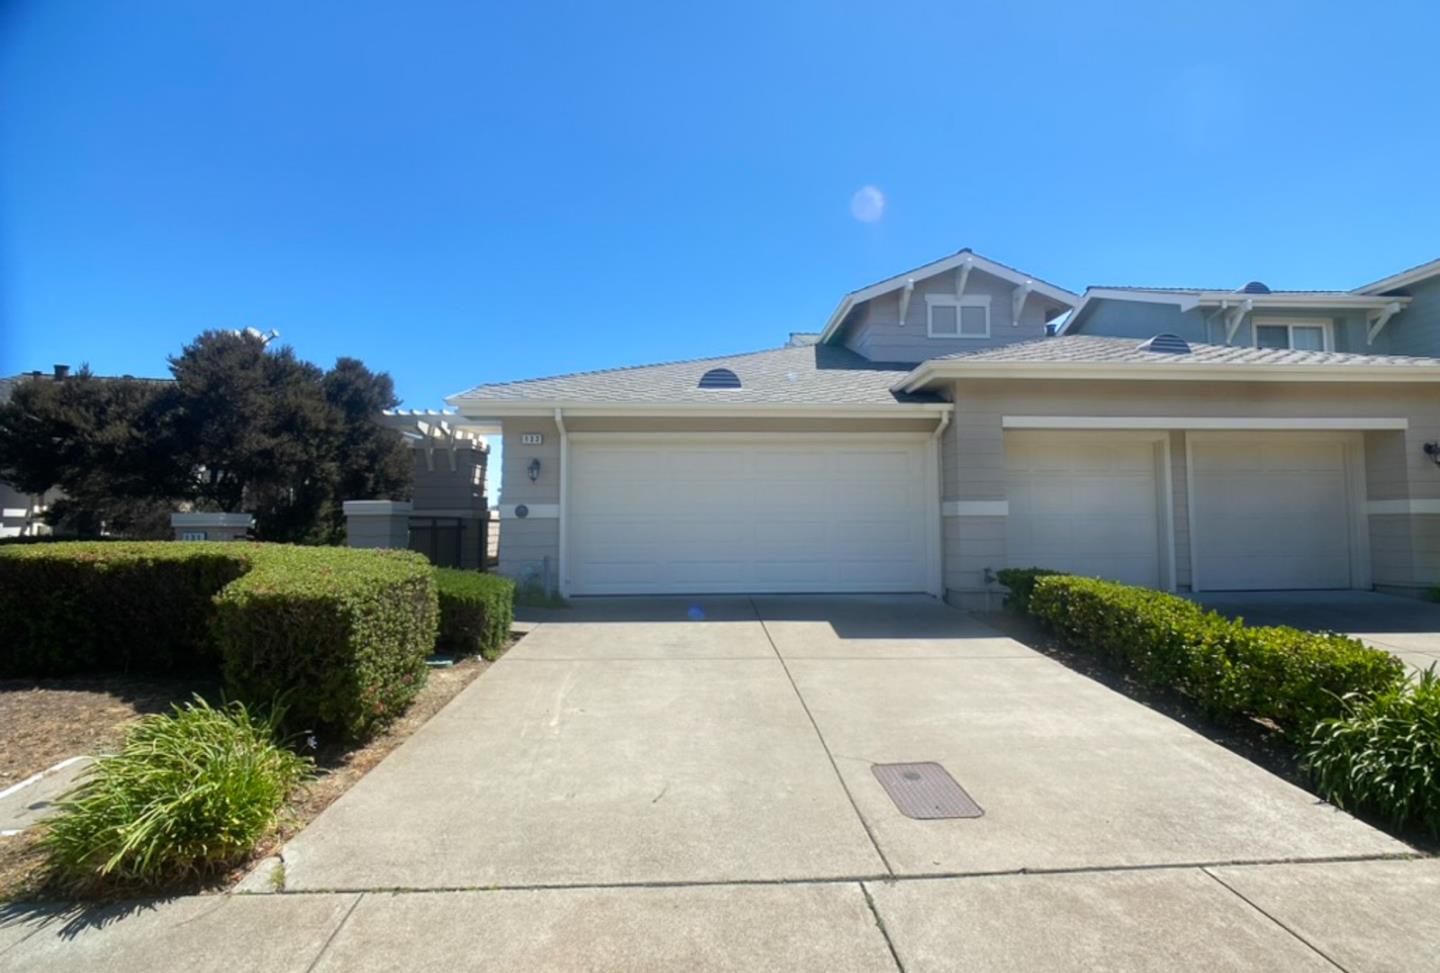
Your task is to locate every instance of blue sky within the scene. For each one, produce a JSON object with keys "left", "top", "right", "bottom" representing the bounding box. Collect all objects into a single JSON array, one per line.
[{"left": 3, "top": 0, "right": 1438, "bottom": 410}]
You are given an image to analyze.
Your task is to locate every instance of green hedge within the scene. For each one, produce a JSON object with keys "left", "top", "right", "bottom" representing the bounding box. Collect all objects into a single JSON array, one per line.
[
  {"left": 995, "top": 567, "right": 1064, "bottom": 614},
  {"left": 434, "top": 568, "right": 514, "bottom": 660},
  {"left": 1027, "top": 575, "right": 1406, "bottom": 743},
  {"left": 0, "top": 542, "right": 439, "bottom": 739},
  {"left": 216, "top": 547, "right": 437, "bottom": 739},
  {"left": 0, "top": 542, "right": 249, "bottom": 676}
]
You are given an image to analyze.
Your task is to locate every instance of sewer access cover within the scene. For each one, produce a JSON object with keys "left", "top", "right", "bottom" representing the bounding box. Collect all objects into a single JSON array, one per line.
[{"left": 871, "top": 762, "right": 983, "bottom": 820}]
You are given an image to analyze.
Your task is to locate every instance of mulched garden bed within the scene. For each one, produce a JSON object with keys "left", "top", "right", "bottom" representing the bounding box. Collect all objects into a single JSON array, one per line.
[{"left": 0, "top": 640, "right": 512, "bottom": 902}]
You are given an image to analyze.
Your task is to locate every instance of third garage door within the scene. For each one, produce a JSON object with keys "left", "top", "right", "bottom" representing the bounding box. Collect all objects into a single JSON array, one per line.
[{"left": 1189, "top": 433, "right": 1359, "bottom": 591}]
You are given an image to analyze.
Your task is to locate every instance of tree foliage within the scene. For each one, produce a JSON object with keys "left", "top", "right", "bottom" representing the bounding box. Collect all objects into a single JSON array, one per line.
[{"left": 0, "top": 332, "right": 411, "bottom": 541}]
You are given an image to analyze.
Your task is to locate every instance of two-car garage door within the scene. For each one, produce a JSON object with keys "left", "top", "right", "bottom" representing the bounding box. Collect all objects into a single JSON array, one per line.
[
  {"left": 1005, "top": 430, "right": 1364, "bottom": 592},
  {"left": 566, "top": 437, "right": 932, "bottom": 595}
]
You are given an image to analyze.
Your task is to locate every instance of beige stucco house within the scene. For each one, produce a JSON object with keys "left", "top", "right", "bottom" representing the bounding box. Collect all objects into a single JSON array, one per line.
[{"left": 435, "top": 250, "right": 1440, "bottom": 606}]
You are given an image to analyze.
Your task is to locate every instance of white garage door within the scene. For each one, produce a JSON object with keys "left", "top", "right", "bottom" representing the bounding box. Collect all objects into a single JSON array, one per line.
[
  {"left": 567, "top": 437, "right": 932, "bottom": 595},
  {"left": 1005, "top": 432, "right": 1164, "bottom": 588},
  {"left": 1190, "top": 433, "right": 1358, "bottom": 591}
]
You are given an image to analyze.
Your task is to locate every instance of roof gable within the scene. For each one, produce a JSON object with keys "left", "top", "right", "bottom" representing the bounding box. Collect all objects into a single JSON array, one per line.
[
  {"left": 818, "top": 249, "right": 1079, "bottom": 344},
  {"left": 1353, "top": 257, "right": 1440, "bottom": 295}
]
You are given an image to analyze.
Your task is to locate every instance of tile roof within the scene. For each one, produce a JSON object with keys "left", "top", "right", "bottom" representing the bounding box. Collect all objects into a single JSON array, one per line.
[
  {"left": 935, "top": 335, "right": 1440, "bottom": 368},
  {"left": 451, "top": 344, "right": 942, "bottom": 406}
]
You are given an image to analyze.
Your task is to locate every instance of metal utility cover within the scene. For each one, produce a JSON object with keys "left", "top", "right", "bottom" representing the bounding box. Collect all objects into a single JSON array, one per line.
[{"left": 872, "top": 762, "right": 983, "bottom": 820}]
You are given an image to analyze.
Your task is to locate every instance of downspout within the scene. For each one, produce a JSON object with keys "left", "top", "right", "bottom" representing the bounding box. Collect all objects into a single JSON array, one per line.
[
  {"left": 554, "top": 408, "right": 569, "bottom": 597},
  {"left": 930, "top": 409, "right": 952, "bottom": 599}
]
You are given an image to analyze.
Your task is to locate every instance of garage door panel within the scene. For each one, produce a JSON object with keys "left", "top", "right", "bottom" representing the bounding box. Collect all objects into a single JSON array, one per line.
[
  {"left": 1005, "top": 434, "right": 1163, "bottom": 588},
  {"left": 1191, "top": 436, "right": 1355, "bottom": 591},
  {"left": 568, "top": 438, "right": 930, "bottom": 594}
]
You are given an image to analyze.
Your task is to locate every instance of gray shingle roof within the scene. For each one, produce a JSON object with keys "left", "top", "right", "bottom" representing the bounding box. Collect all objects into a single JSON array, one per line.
[
  {"left": 451, "top": 344, "right": 941, "bottom": 406},
  {"left": 1088, "top": 285, "right": 1355, "bottom": 296},
  {"left": 935, "top": 335, "right": 1440, "bottom": 368}
]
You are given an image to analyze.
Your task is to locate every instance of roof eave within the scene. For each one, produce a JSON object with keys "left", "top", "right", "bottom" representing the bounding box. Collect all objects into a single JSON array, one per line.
[
  {"left": 895, "top": 360, "right": 1440, "bottom": 393},
  {"left": 1354, "top": 258, "right": 1440, "bottom": 295},
  {"left": 446, "top": 399, "right": 954, "bottom": 420}
]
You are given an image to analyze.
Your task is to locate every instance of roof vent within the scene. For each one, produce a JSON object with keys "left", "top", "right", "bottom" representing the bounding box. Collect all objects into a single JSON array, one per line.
[
  {"left": 1239, "top": 281, "right": 1271, "bottom": 294},
  {"left": 1139, "top": 333, "right": 1191, "bottom": 354},
  {"left": 698, "top": 367, "right": 741, "bottom": 389}
]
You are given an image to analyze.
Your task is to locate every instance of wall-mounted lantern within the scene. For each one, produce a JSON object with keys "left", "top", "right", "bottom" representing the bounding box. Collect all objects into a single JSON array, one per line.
[
  {"left": 1424, "top": 442, "right": 1440, "bottom": 468},
  {"left": 527, "top": 458, "right": 542, "bottom": 482}
]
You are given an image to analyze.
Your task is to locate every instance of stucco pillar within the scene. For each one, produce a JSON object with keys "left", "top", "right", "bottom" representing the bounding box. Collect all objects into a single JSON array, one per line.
[{"left": 343, "top": 500, "right": 413, "bottom": 550}]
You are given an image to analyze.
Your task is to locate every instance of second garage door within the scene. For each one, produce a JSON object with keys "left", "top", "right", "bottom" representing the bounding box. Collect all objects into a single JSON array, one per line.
[
  {"left": 1189, "top": 433, "right": 1360, "bottom": 591},
  {"left": 1005, "top": 432, "right": 1167, "bottom": 588},
  {"left": 566, "top": 437, "right": 933, "bottom": 595}
]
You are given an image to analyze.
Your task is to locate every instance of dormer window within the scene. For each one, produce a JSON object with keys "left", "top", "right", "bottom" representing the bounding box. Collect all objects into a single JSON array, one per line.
[
  {"left": 926, "top": 294, "right": 990, "bottom": 339},
  {"left": 1254, "top": 318, "right": 1330, "bottom": 352}
]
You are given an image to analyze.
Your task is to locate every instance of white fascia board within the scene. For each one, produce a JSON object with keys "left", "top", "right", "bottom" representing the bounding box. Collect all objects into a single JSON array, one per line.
[
  {"left": 1354, "top": 258, "right": 1440, "bottom": 295},
  {"left": 896, "top": 360, "right": 1440, "bottom": 392},
  {"left": 448, "top": 400, "right": 954, "bottom": 419},
  {"left": 1060, "top": 289, "right": 1203, "bottom": 334},
  {"left": 1003, "top": 416, "right": 1409, "bottom": 431},
  {"left": 1065, "top": 289, "right": 1410, "bottom": 334},
  {"left": 817, "top": 251, "right": 1079, "bottom": 342}
]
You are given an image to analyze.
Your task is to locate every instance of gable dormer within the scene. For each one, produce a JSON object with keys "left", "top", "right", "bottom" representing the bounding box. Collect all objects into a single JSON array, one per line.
[
  {"left": 819, "top": 249, "right": 1078, "bottom": 363},
  {"left": 1065, "top": 284, "right": 1413, "bottom": 355}
]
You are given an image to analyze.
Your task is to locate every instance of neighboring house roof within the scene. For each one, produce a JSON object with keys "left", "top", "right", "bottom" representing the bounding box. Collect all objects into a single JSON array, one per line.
[
  {"left": 1353, "top": 256, "right": 1440, "bottom": 295},
  {"left": 1063, "top": 286, "right": 1410, "bottom": 334},
  {"left": 817, "top": 249, "right": 1080, "bottom": 344},
  {"left": 448, "top": 344, "right": 946, "bottom": 412},
  {"left": 895, "top": 335, "right": 1440, "bottom": 392}
]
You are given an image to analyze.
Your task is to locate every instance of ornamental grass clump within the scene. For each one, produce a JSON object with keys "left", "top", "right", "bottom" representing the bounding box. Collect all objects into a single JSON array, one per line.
[
  {"left": 43, "top": 697, "right": 310, "bottom": 889},
  {"left": 1308, "top": 667, "right": 1440, "bottom": 837}
]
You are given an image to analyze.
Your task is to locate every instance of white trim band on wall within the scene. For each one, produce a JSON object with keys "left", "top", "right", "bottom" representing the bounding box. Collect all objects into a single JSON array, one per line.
[
  {"left": 1002, "top": 416, "right": 1409, "bottom": 431},
  {"left": 942, "top": 500, "right": 1010, "bottom": 517},
  {"left": 498, "top": 503, "right": 560, "bottom": 520},
  {"left": 1366, "top": 499, "right": 1440, "bottom": 516}
]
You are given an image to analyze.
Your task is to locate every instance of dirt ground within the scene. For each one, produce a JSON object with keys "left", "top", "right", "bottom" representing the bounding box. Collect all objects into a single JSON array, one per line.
[{"left": 0, "top": 645, "right": 505, "bottom": 901}]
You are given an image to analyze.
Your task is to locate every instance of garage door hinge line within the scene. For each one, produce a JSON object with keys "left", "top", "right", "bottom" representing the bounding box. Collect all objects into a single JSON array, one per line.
[{"left": 747, "top": 596, "right": 895, "bottom": 877}]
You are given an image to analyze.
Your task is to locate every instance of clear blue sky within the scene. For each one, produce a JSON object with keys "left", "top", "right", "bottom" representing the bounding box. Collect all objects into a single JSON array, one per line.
[{"left": 3, "top": 0, "right": 1438, "bottom": 404}]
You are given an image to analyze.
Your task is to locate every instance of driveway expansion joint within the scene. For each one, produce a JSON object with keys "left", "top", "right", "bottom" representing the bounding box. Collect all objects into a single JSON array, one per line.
[
  {"left": 267, "top": 850, "right": 1428, "bottom": 898},
  {"left": 859, "top": 881, "right": 907, "bottom": 973},
  {"left": 748, "top": 596, "right": 896, "bottom": 877},
  {"left": 1200, "top": 867, "right": 1350, "bottom": 972},
  {"left": 301, "top": 891, "right": 364, "bottom": 973}
]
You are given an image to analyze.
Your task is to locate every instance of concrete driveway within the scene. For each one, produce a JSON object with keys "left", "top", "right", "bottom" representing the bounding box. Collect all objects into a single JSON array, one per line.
[
  {"left": 1196, "top": 590, "right": 1440, "bottom": 674},
  {"left": 5, "top": 595, "right": 1435, "bottom": 972}
]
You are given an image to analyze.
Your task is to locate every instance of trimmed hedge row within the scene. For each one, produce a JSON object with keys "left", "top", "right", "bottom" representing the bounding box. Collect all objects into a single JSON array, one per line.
[
  {"left": 434, "top": 568, "right": 515, "bottom": 660},
  {"left": 1025, "top": 575, "right": 1405, "bottom": 743},
  {"left": 0, "top": 542, "right": 439, "bottom": 739},
  {"left": 994, "top": 567, "right": 1063, "bottom": 614}
]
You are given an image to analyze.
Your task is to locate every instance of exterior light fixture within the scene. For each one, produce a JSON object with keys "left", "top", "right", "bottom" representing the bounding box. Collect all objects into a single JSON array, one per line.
[
  {"left": 527, "top": 458, "right": 542, "bottom": 482},
  {"left": 1425, "top": 442, "right": 1440, "bottom": 468}
]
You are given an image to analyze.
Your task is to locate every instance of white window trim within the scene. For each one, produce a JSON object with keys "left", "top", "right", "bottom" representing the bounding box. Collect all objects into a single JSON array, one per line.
[
  {"left": 1252, "top": 316, "right": 1333, "bottom": 352},
  {"left": 925, "top": 293, "right": 991, "bottom": 339}
]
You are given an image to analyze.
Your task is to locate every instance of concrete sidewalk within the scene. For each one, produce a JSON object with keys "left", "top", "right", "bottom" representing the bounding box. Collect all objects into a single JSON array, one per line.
[
  {"left": 3, "top": 595, "right": 1435, "bottom": 970},
  {"left": 4, "top": 859, "right": 1438, "bottom": 971}
]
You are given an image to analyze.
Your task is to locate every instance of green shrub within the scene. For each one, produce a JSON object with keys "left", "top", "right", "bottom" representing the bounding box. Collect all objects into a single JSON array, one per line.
[
  {"left": 43, "top": 697, "right": 310, "bottom": 888},
  {"left": 434, "top": 568, "right": 514, "bottom": 660},
  {"left": 0, "top": 542, "right": 440, "bottom": 740},
  {"left": 1308, "top": 668, "right": 1440, "bottom": 836},
  {"left": 994, "top": 567, "right": 1065, "bottom": 613},
  {"left": 1028, "top": 576, "right": 1406, "bottom": 743},
  {"left": 216, "top": 547, "right": 438, "bottom": 739},
  {"left": 0, "top": 542, "right": 250, "bottom": 676}
]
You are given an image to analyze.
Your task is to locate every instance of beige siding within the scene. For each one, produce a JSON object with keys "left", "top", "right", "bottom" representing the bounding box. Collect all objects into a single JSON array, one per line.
[
  {"left": 841, "top": 267, "right": 1052, "bottom": 362},
  {"left": 939, "top": 379, "right": 1440, "bottom": 603}
]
